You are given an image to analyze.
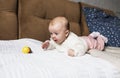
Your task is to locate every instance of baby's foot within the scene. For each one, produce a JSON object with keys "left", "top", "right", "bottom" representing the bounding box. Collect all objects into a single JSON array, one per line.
[
  {"left": 100, "top": 35, "right": 108, "bottom": 43},
  {"left": 90, "top": 32, "right": 100, "bottom": 38}
]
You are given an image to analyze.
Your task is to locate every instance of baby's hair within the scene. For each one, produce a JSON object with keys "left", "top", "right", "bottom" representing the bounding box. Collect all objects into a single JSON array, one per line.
[
  {"left": 61, "top": 16, "right": 70, "bottom": 30},
  {"left": 65, "top": 18, "right": 70, "bottom": 30},
  {"left": 49, "top": 16, "right": 70, "bottom": 30}
]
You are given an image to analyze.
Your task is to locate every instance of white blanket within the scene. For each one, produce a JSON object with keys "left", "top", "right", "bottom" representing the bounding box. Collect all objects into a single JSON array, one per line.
[{"left": 0, "top": 38, "right": 120, "bottom": 78}]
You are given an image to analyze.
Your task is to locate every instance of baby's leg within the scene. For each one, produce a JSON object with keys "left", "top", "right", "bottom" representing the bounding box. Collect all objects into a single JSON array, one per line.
[
  {"left": 96, "top": 34, "right": 108, "bottom": 50},
  {"left": 96, "top": 36, "right": 105, "bottom": 50}
]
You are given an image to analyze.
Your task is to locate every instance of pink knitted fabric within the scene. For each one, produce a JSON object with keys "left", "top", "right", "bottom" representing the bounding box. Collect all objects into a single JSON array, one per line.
[{"left": 83, "top": 32, "right": 108, "bottom": 51}]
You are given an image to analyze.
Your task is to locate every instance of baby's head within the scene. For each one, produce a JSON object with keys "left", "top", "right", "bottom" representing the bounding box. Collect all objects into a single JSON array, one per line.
[{"left": 49, "top": 16, "right": 70, "bottom": 44}]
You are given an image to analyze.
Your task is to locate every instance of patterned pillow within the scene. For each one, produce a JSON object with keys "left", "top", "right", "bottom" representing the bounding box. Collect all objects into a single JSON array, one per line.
[{"left": 83, "top": 7, "right": 120, "bottom": 47}]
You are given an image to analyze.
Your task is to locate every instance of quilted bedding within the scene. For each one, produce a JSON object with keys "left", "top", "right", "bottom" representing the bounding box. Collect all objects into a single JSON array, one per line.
[{"left": 0, "top": 38, "right": 120, "bottom": 78}]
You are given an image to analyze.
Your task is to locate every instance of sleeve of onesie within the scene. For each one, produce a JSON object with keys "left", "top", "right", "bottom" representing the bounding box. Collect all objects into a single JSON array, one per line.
[{"left": 47, "top": 39, "right": 56, "bottom": 50}]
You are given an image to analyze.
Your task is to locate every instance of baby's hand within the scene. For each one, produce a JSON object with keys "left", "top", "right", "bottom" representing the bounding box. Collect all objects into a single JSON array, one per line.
[
  {"left": 42, "top": 40, "right": 50, "bottom": 49},
  {"left": 68, "top": 49, "right": 75, "bottom": 57}
]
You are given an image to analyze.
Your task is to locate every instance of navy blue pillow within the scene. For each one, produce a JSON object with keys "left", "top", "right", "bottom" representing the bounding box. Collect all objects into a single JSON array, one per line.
[{"left": 83, "top": 7, "right": 120, "bottom": 47}]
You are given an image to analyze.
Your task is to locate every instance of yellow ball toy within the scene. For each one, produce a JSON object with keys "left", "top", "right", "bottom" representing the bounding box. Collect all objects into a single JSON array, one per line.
[{"left": 22, "top": 46, "right": 31, "bottom": 54}]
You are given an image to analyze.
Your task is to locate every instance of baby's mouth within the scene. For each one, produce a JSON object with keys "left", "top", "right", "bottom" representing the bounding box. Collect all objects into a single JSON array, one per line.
[
  {"left": 54, "top": 39, "right": 58, "bottom": 42},
  {"left": 54, "top": 40, "right": 57, "bottom": 42}
]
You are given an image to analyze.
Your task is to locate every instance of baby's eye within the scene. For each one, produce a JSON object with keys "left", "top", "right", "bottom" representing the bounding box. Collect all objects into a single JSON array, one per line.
[
  {"left": 55, "top": 33, "right": 58, "bottom": 35},
  {"left": 50, "top": 33, "right": 52, "bottom": 35}
]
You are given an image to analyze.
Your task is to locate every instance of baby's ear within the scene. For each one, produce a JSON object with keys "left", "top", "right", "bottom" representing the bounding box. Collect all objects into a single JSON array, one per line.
[{"left": 65, "top": 30, "right": 70, "bottom": 37}]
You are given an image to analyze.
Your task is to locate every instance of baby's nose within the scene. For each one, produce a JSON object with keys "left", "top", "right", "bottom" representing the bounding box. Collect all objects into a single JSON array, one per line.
[{"left": 51, "top": 34, "right": 56, "bottom": 38}]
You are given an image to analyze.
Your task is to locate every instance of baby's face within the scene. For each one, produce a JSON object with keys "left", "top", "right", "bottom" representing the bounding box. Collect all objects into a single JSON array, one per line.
[{"left": 49, "top": 23, "right": 69, "bottom": 44}]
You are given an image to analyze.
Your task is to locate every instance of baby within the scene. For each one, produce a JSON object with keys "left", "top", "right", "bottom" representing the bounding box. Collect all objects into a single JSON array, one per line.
[{"left": 42, "top": 16, "right": 108, "bottom": 57}]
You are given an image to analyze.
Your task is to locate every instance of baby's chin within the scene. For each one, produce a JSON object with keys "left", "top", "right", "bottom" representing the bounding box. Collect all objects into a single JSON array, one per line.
[
  {"left": 55, "top": 41, "right": 60, "bottom": 44},
  {"left": 56, "top": 41, "right": 63, "bottom": 45}
]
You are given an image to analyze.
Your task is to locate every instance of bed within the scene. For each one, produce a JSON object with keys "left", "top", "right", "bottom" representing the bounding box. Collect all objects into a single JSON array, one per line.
[
  {"left": 0, "top": 38, "right": 120, "bottom": 78},
  {"left": 0, "top": 0, "right": 120, "bottom": 78}
]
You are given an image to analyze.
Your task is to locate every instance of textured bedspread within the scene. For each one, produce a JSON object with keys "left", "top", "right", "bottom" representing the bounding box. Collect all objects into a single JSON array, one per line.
[
  {"left": 89, "top": 47, "right": 120, "bottom": 71},
  {"left": 0, "top": 38, "right": 120, "bottom": 78}
]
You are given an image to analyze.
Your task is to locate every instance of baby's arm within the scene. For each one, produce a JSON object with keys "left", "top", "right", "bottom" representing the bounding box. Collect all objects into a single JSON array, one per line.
[
  {"left": 42, "top": 40, "right": 50, "bottom": 49},
  {"left": 68, "top": 38, "right": 88, "bottom": 57},
  {"left": 68, "top": 46, "right": 86, "bottom": 57},
  {"left": 42, "top": 39, "right": 56, "bottom": 50}
]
